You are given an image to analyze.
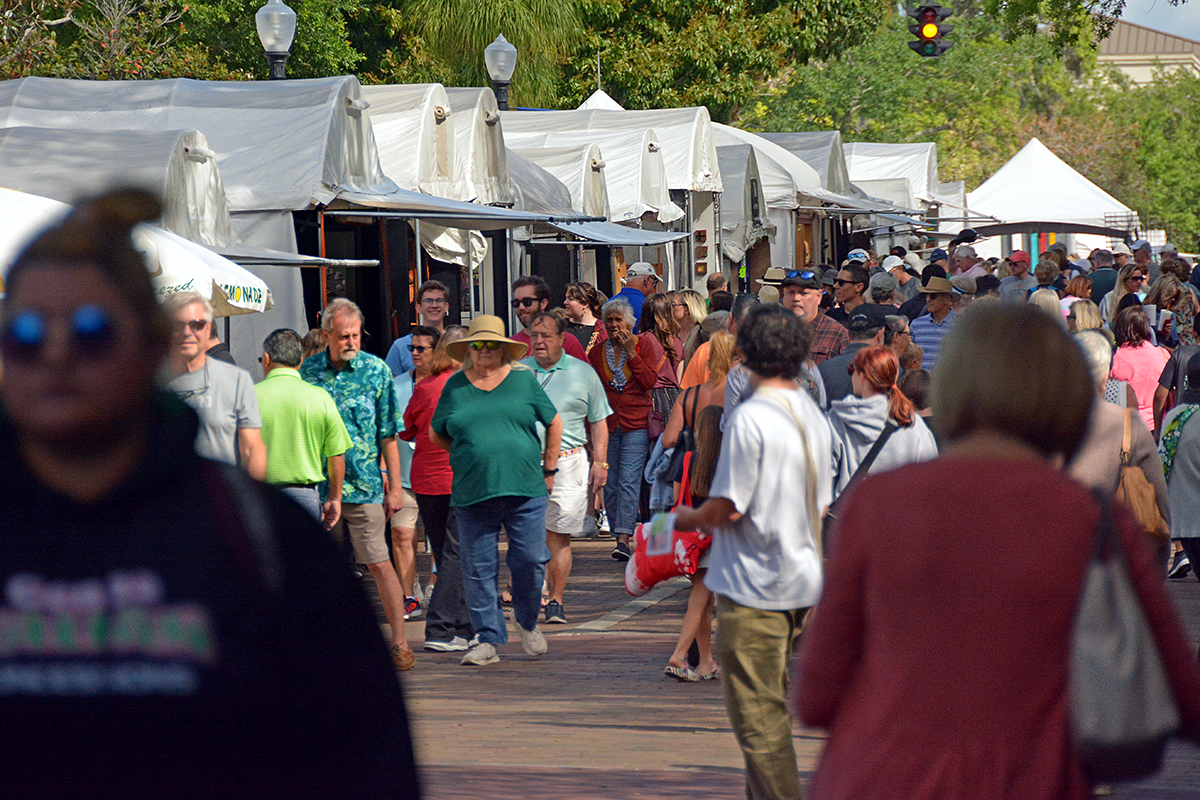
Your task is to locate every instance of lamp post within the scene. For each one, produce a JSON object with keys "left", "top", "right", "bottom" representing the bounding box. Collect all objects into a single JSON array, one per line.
[
  {"left": 484, "top": 34, "right": 518, "bottom": 110},
  {"left": 256, "top": 0, "right": 297, "bottom": 80}
]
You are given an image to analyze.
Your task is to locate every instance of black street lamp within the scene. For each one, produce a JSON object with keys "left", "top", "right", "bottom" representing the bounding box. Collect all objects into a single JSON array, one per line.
[
  {"left": 484, "top": 34, "right": 518, "bottom": 110},
  {"left": 256, "top": 0, "right": 297, "bottom": 80}
]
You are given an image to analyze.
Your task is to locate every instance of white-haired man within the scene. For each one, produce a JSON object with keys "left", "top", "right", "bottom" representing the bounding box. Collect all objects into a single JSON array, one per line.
[
  {"left": 164, "top": 291, "right": 266, "bottom": 480},
  {"left": 300, "top": 298, "right": 416, "bottom": 671}
]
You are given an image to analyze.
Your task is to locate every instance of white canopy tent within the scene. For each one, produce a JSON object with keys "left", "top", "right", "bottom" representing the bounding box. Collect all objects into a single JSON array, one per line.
[
  {"left": 715, "top": 144, "right": 775, "bottom": 263},
  {"left": 759, "top": 131, "right": 853, "bottom": 196},
  {"left": 0, "top": 188, "right": 271, "bottom": 316},
  {"left": 577, "top": 89, "right": 625, "bottom": 111},
  {"left": 443, "top": 87, "right": 515, "bottom": 206},
  {"left": 504, "top": 128, "right": 682, "bottom": 223},
  {"left": 503, "top": 106, "right": 722, "bottom": 193},
  {"left": 0, "top": 126, "right": 237, "bottom": 247},
  {"left": 359, "top": 83, "right": 458, "bottom": 199},
  {"left": 844, "top": 142, "right": 939, "bottom": 205},
  {"left": 510, "top": 145, "right": 610, "bottom": 219},
  {"left": 966, "top": 137, "right": 1136, "bottom": 229}
]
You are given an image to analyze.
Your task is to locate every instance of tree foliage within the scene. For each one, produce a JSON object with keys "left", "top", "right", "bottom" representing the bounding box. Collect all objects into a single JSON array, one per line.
[
  {"left": 0, "top": 0, "right": 80, "bottom": 79},
  {"left": 559, "top": 0, "right": 890, "bottom": 119}
]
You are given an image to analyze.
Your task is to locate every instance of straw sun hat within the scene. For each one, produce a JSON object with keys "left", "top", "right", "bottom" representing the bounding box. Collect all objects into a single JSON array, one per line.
[{"left": 445, "top": 314, "right": 528, "bottom": 362}]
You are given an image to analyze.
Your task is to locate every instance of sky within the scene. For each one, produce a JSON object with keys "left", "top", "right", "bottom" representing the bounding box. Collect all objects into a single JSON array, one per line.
[{"left": 1112, "top": 0, "right": 1200, "bottom": 43}]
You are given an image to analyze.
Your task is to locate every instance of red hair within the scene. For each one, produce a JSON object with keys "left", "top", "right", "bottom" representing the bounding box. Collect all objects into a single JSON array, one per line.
[{"left": 852, "top": 345, "right": 915, "bottom": 426}]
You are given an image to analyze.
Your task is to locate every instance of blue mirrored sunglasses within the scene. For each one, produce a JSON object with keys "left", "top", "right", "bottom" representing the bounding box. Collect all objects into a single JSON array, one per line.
[{"left": 0, "top": 305, "right": 116, "bottom": 362}]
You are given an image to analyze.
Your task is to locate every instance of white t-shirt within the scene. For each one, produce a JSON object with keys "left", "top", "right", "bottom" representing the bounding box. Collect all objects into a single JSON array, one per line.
[{"left": 704, "top": 386, "right": 833, "bottom": 611}]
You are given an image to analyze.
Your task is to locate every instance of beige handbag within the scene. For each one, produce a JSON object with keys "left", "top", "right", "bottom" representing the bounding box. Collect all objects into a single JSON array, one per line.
[{"left": 1116, "top": 409, "right": 1170, "bottom": 543}]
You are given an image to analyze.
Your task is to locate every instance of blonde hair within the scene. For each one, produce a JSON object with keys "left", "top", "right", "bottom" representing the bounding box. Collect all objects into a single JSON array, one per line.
[
  {"left": 707, "top": 331, "right": 735, "bottom": 384},
  {"left": 1069, "top": 299, "right": 1104, "bottom": 332},
  {"left": 678, "top": 289, "right": 707, "bottom": 327},
  {"left": 1028, "top": 288, "right": 1066, "bottom": 328}
]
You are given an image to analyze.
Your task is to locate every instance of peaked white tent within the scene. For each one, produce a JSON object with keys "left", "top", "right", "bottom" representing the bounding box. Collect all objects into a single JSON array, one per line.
[
  {"left": 502, "top": 107, "right": 721, "bottom": 193},
  {"left": 512, "top": 144, "right": 610, "bottom": 219},
  {"left": 0, "top": 127, "right": 236, "bottom": 248},
  {"left": 715, "top": 144, "right": 775, "bottom": 263},
  {"left": 443, "top": 87, "right": 515, "bottom": 206},
  {"left": 760, "top": 131, "right": 853, "bottom": 196},
  {"left": 844, "top": 142, "right": 939, "bottom": 205},
  {"left": 966, "top": 137, "right": 1136, "bottom": 229},
  {"left": 710, "top": 123, "right": 825, "bottom": 207},
  {"left": 578, "top": 90, "right": 624, "bottom": 111},
  {"left": 504, "top": 128, "right": 682, "bottom": 223},
  {"left": 0, "top": 188, "right": 271, "bottom": 316},
  {"left": 360, "top": 83, "right": 459, "bottom": 199}
]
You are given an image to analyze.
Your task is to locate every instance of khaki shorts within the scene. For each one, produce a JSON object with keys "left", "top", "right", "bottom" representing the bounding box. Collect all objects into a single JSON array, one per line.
[
  {"left": 545, "top": 449, "right": 590, "bottom": 535},
  {"left": 335, "top": 503, "right": 390, "bottom": 565},
  {"left": 389, "top": 486, "right": 419, "bottom": 530}
]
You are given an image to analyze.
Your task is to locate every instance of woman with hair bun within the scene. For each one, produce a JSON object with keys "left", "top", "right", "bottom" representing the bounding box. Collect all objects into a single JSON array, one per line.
[{"left": 828, "top": 345, "right": 938, "bottom": 500}]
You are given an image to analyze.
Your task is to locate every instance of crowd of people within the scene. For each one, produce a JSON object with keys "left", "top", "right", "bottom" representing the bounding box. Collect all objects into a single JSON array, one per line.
[{"left": 6, "top": 185, "right": 1200, "bottom": 799}]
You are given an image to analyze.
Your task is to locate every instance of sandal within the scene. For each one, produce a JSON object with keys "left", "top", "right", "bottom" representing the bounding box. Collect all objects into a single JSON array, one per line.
[
  {"left": 697, "top": 666, "right": 720, "bottom": 681},
  {"left": 664, "top": 664, "right": 699, "bottom": 682}
]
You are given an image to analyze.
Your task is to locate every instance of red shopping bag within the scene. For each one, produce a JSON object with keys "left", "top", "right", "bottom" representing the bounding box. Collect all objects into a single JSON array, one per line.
[{"left": 624, "top": 513, "right": 712, "bottom": 596}]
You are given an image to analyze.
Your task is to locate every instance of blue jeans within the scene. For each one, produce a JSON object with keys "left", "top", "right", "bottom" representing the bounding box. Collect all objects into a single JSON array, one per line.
[
  {"left": 456, "top": 495, "right": 549, "bottom": 644},
  {"left": 281, "top": 486, "right": 322, "bottom": 521},
  {"left": 604, "top": 427, "right": 649, "bottom": 536}
]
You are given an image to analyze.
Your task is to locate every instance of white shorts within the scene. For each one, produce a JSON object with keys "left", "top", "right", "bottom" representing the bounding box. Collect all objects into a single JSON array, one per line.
[{"left": 545, "top": 449, "right": 590, "bottom": 535}]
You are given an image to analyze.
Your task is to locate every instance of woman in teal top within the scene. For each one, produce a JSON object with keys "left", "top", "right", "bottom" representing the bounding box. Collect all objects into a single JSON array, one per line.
[{"left": 431, "top": 315, "right": 562, "bottom": 667}]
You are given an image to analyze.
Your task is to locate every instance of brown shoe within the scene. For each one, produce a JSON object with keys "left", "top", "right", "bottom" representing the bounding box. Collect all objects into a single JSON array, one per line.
[{"left": 391, "top": 644, "right": 416, "bottom": 671}]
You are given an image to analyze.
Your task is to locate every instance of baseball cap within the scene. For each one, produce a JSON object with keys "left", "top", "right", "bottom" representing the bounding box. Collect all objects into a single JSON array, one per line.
[
  {"left": 1161, "top": 242, "right": 1179, "bottom": 256},
  {"left": 1112, "top": 242, "right": 1133, "bottom": 256},
  {"left": 1132, "top": 239, "right": 1152, "bottom": 253},
  {"left": 903, "top": 253, "right": 925, "bottom": 271},
  {"left": 846, "top": 248, "right": 870, "bottom": 263},
  {"left": 848, "top": 305, "right": 888, "bottom": 334},
  {"left": 881, "top": 255, "right": 905, "bottom": 271},
  {"left": 779, "top": 268, "right": 822, "bottom": 291},
  {"left": 822, "top": 269, "right": 838, "bottom": 287},
  {"left": 626, "top": 262, "right": 658, "bottom": 279},
  {"left": 869, "top": 272, "right": 899, "bottom": 295},
  {"left": 1006, "top": 250, "right": 1031, "bottom": 265},
  {"left": 929, "top": 248, "right": 949, "bottom": 263}
]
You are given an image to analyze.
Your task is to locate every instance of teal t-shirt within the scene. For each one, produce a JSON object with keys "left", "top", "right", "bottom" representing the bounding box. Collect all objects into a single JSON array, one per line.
[{"left": 431, "top": 367, "right": 558, "bottom": 507}]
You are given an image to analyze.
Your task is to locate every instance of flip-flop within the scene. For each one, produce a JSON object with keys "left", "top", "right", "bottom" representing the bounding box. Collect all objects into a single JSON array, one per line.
[
  {"left": 697, "top": 666, "right": 720, "bottom": 681},
  {"left": 664, "top": 664, "right": 699, "bottom": 682}
]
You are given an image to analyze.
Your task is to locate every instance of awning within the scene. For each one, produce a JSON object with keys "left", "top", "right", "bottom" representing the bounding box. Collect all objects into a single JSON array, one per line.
[
  {"left": 972, "top": 221, "right": 1135, "bottom": 239},
  {"left": 211, "top": 243, "right": 378, "bottom": 268},
  {"left": 538, "top": 221, "right": 691, "bottom": 246},
  {"left": 334, "top": 189, "right": 593, "bottom": 230}
]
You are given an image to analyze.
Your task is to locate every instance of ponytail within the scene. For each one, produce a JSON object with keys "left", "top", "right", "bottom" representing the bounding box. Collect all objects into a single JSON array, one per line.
[{"left": 853, "top": 346, "right": 914, "bottom": 426}]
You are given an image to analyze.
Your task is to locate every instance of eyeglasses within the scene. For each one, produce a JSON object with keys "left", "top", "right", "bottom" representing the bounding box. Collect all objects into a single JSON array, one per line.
[
  {"left": 511, "top": 297, "right": 541, "bottom": 309},
  {"left": 469, "top": 340, "right": 503, "bottom": 351},
  {"left": 174, "top": 318, "right": 209, "bottom": 334},
  {"left": 1, "top": 305, "right": 116, "bottom": 363},
  {"left": 408, "top": 344, "right": 431, "bottom": 353},
  {"left": 420, "top": 297, "right": 447, "bottom": 306}
]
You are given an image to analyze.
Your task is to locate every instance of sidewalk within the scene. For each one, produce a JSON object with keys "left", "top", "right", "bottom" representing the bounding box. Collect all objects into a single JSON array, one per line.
[{"left": 382, "top": 539, "right": 1200, "bottom": 799}]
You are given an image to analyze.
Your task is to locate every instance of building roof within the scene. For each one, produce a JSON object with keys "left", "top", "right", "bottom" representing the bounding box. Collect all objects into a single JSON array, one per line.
[{"left": 1097, "top": 19, "right": 1200, "bottom": 56}]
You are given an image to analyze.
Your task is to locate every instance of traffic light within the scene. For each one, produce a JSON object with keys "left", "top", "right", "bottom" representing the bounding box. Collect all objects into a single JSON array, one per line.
[{"left": 907, "top": 4, "right": 953, "bottom": 57}]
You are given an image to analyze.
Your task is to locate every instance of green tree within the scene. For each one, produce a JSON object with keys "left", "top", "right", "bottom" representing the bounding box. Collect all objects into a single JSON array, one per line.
[
  {"left": 559, "top": 0, "right": 890, "bottom": 120},
  {"left": 0, "top": 0, "right": 80, "bottom": 79},
  {"left": 378, "top": 0, "right": 583, "bottom": 108}
]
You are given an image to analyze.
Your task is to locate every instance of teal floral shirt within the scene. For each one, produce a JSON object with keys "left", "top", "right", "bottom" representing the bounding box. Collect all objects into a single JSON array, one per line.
[{"left": 300, "top": 351, "right": 400, "bottom": 504}]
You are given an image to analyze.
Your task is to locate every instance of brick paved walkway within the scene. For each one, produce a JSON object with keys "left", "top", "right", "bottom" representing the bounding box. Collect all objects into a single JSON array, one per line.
[{"left": 373, "top": 538, "right": 1200, "bottom": 799}]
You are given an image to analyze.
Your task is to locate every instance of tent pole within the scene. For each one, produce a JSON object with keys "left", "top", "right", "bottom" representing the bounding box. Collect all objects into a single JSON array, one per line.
[
  {"left": 467, "top": 233, "right": 475, "bottom": 322},
  {"left": 414, "top": 220, "right": 424, "bottom": 287},
  {"left": 319, "top": 209, "right": 328, "bottom": 307}
]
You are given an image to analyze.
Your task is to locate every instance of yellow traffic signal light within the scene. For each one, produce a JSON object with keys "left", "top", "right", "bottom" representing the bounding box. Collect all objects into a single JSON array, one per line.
[{"left": 908, "top": 4, "right": 953, "bottom": 58}]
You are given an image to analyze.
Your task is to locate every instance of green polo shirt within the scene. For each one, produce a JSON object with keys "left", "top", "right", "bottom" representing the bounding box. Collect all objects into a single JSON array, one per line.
[
  {"left": 518, "top": 354, "right": 612, "bottom": 451},
  {"left": 255, "top": 367, "right": 352, "bottom": 486}
]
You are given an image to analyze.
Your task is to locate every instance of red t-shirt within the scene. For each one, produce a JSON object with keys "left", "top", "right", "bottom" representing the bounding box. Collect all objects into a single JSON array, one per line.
[{"left": 400, "top": 370, "right": 454, "bottom": 495}]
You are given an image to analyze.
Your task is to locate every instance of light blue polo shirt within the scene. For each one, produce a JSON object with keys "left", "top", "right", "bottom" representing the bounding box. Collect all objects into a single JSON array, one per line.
[{"left": 519, "top": 353, "right": 612, "bottom": 450}]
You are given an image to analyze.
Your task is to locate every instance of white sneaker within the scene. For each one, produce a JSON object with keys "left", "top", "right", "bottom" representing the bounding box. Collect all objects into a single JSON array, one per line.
[
  {"left": 596, "top": 509, "right": 610, "bottom": 533},
  {"left": 461, "top": 642, "right": 499, "bottom": 666},
  {"left": 516, "top": 624, "right": 547, "bottom": 656},
  {"left": 468, "top": 634, "right": 480, "bottom": 648},
  {"left": 424, "top": 636, "right": 468, "bottom": 652}
]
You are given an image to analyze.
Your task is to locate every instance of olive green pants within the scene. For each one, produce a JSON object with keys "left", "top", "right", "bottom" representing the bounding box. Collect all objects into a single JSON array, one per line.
[{"left": 715, "top": 595, "right": 806, "bottom": 800}]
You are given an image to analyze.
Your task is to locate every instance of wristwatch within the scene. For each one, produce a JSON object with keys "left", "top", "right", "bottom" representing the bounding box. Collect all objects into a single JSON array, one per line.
[
  {"left": 596, "top": 462, "right": 609, "bottom": 469},
  {"left": 543, "top": 467, "right": 559, "bottom": 476}
]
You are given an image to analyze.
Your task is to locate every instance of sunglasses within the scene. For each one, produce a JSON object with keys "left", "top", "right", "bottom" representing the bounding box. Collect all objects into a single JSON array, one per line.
[
  {"left": 1, "top": 306, "right": 116, "bottom": 363},
  {"left": 408, "top": 344, "right": 431, "bottom": 353},
  {"left": 175, "top": 318, "right": 209, "bottom": 333},
  {"left": 511, "top": 297, "right": 541, "bottom": 309},
  {"left": 833, "top": 279, "right": 853, "bottom": 287},
  {"left": 1128, "top": 275, "right": 1145, "bottom": 282},
  {"left": 469, "top": 340, "right": 503, "bottom": 351},
  {"left": 786, "top": 269, "right": 818, "bottom": 281}
]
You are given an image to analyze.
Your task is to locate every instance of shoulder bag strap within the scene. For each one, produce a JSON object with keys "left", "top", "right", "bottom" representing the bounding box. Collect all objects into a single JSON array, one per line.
[
  {"left": 686, "top": 385, "right": 700, "bottom": 430},
  {"left": 1121, "top": 408, "right": 1133, "bottom": 467},
  {"left": 852, "top": 422, "right": 900, "bottom": 484}
]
